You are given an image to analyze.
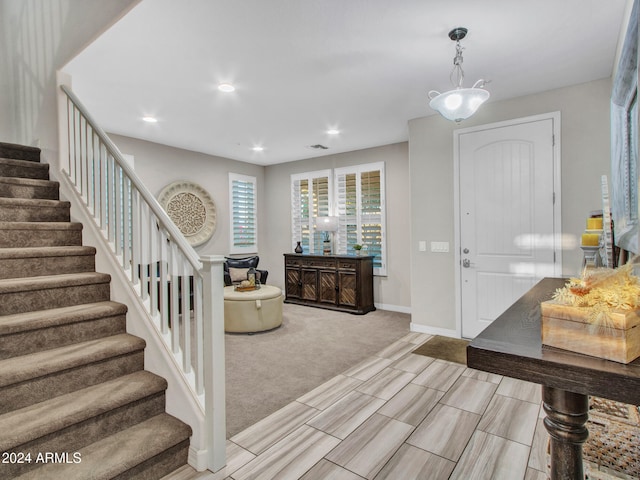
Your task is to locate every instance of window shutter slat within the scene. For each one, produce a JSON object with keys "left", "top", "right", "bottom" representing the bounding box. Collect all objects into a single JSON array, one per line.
[{"left": 229, "top": 174, "right": 257, "bottom": 253}]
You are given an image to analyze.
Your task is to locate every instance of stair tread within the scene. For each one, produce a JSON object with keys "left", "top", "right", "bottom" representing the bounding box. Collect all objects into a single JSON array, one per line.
[
  {"left": 0, "top": 272, "right": 110, "bottom": 294},
  {"left": 0, "top": 245, "right": 96, "bottom": 260},
  {"left": 0, "top": 301, "right": 127, "bottom": 335},
  {"left": 0, "top": 157, "right": 48, "bottom": 169},
  {"left": 0, "top": 220, "right": 82, "bottom": 230},
  {"left": 0, "top": 333, "right": 145, "bottom": 388},
  {"left": 0, "top": 176, "right": 57, "bottom": 187},
  {"left": 15, "top": 413, "right": 191, "bottom": 480},
  {"left": 0, "top": 197, "right": 70, "bottom": 208},
  {"left": 0, "top": 370, "right": 167, "bottom": 451}
]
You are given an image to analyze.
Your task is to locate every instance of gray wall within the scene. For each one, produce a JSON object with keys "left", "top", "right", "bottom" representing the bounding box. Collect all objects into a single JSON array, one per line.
[
  {"left": 109, "top": 134, "right": 265, "bottom": 257},
  {"left": 408, "top": 78, "right": 612, "bottom": 333},
  {"left": 264, "top": 143, "right": 411, "bottom": 311}
]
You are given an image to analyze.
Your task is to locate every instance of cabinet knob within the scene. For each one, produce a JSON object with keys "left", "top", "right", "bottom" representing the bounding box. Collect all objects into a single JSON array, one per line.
[
  {"left": 298, "top": 281, "right": 302, "bottom": 286},
  {"left": 335, "top": 285, "right": 339, "bottom": 291}
]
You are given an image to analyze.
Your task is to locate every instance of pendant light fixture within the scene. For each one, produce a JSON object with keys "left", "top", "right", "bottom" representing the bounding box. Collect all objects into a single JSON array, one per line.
[{"left": 428, "top": 27, "right": 490, "bottom": 122}]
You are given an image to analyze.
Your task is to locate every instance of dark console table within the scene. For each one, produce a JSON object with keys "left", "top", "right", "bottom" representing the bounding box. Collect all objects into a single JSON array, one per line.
[
  {"left": 467, "top": 277, "right": 640, "bottom": 480},
  {"left": 283, "top": 253, "right": 375, "bottom": 314}
]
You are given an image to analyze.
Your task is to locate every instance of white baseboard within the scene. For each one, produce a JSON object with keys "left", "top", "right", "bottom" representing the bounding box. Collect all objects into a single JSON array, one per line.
[
  {"left": 188, "top": 446, "right": 209, "bottom": 472},
  {"left": 374, "top": 303, "right": 411, "bottom": 314},
  {"left": 410, "top": 323, "right": 460, "bottom": 339}
]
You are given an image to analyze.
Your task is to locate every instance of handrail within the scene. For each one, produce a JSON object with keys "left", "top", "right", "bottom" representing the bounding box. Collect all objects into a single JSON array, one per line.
[
  {"left": 60, "top": 85, "right": 202, "bottom": 271},
  {"left": 59, "top": 84, "right": 225, "bottom": 472}
]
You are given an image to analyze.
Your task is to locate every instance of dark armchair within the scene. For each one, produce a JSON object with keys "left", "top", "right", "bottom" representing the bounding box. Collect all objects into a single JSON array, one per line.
[{"left": 223, "top": 256, "right": 269, "bottom": 286}]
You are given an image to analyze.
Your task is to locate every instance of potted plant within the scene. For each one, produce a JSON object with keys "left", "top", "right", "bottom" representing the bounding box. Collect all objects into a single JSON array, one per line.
[{"left": 353, "top": 244, "right": 363, "bottom": 255}]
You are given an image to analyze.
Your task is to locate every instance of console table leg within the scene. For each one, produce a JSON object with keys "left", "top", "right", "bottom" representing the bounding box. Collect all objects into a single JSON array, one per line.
[{"left": 542, "top": 386, "right": 589, "bottom": 480}]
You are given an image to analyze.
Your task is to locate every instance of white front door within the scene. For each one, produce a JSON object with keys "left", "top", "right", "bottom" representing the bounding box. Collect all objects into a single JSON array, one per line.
[{"left": 457, "top": 115, "right": 560, "bottom": 338}]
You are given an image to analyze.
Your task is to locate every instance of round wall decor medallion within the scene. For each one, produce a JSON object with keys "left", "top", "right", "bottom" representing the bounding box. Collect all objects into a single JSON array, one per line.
[{"left": 158, "top": 181, "right": 216, "bottom": 246}]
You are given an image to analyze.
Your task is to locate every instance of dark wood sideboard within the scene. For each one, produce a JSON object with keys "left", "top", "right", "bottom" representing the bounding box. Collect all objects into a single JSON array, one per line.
[{"left": 283, "top": 254, "right": 375, "bottom": 314}]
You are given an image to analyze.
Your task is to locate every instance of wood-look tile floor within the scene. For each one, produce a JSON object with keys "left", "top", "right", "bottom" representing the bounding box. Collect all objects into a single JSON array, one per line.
[{"left": 163, "top": 333, "right": 550, "bottom": 480}]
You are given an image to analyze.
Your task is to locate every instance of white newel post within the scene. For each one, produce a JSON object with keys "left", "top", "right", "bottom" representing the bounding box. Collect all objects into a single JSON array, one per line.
[{"left": 200, "top": 255, "right": 226, "bottom": 472}]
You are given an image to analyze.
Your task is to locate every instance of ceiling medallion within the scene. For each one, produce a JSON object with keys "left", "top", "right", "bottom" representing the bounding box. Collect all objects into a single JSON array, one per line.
[{"left": 158, "top": 181, "right": 217, "bottom": 247}]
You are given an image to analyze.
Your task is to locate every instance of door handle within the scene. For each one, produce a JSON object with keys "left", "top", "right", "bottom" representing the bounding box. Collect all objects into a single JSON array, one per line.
[{"left": 462, "top": 258, "right": 471, "bottom": 268}]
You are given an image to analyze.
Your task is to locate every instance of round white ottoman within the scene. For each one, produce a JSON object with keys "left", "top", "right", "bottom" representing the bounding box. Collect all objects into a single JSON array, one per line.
[{"left": 224, "top": 285, "right": 284, "bottom": 333}]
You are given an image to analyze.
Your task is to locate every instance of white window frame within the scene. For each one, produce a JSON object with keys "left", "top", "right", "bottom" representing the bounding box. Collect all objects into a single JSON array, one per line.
[
  {"left": 229, "top": 173, "right": 258, "bottom": 254},
  {"left": 290, "top": 169, "right": 333, "bottom": 255},
  {"left": 334, "top": 161, "right": 387, "bottom": 276}
]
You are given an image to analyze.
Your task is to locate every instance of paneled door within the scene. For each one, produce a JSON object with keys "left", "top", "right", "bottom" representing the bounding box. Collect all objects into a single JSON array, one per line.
[{"left": 458, "top": 115, "right": 560, "bottom": 338}]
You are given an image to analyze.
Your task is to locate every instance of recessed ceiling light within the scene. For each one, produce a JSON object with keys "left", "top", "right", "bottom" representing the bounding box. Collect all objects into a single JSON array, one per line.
[
  {"left": 142, "top": 116, "right": 158, "bottom": 123},
  {"left": 218, "top": 83, "right": 236, "bottom": 93},
  {"left": 326, "top": 129, "right": 340, "bottom": 135},
  {"left": 252, "top": 146, "right": 264, "bottom": 152}
]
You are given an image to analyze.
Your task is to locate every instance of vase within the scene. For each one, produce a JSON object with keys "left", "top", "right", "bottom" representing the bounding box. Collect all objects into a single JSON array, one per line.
[{"left": 294, "top": 241, "right": 303, "bottom": 254}]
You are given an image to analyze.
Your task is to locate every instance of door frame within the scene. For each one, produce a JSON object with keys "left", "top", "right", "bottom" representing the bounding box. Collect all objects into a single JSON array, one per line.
[{"left": 453, "top": 112, "right": 563, "bottom": 338}]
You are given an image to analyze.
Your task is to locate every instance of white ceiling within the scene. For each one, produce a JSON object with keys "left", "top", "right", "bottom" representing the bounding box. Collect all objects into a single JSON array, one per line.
[{"left": 63, "top": 0, "right": 630, "bottom": 166}]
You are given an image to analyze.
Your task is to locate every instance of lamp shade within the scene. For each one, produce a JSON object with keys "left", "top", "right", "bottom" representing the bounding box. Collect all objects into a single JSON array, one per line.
[
  {"left": 314, "top": 216, "right": 339, "bottom": 232},
  {"left": 428, "top": 87, "right": 490, "bottom": 122}
]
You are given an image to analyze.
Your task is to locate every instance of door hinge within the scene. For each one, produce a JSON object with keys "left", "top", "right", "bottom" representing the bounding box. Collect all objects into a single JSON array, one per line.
[
  {"left": 553, "top": 192, "right": 555, "bottom": 204},
  {"left": 552, "top": 134, "right": 555, "bottom": 146}
]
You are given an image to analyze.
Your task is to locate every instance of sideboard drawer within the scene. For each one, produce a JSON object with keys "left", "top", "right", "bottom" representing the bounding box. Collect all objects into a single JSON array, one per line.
[
  {"left": 303, "top": 258, "right": 336, "bottom": 269},
  {"left": 286, "top": 257, "right": 302, "bottom": 266},
  {"left": 338, "top": 260, "right": 357, "bottom": 270}
]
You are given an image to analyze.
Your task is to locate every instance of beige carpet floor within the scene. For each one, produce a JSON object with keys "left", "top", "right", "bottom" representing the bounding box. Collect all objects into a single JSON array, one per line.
[{"left": 224, "top": 303, "right": 411, "bottom": 437}]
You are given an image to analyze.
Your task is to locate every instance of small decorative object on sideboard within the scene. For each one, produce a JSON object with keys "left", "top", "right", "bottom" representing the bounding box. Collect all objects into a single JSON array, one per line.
[
  {"left": 540, "top": 263, "right": 640, "bottom": 363},
  {"left": 294, "top": 241, "right": 303, "bottom": 254},
  {"left": 353, "top": 244, "right": 363, "bottom": 255},
  {"left": 322, "top": 232, "right": 331, "bottom": 255}
]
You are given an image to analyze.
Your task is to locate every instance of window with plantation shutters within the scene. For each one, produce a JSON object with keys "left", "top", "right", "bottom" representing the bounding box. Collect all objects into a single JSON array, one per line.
[
  {"left": 335, "top": 162, "right": 386, "bottom": 275},
  {"left": 291, "top": 170, "right": 332, "bottom": 254},
  {"left": 229, "top": 173, "right": 257, "bottom": 254}
]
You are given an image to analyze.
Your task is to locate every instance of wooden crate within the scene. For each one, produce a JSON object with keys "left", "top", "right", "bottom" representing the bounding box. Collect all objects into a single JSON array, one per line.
[{"left": 541, "top": 301, "right": 640, "bottom": 364}]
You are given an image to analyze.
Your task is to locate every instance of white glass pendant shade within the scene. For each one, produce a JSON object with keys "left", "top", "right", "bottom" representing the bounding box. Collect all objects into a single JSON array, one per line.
[{"left": 428, "top": 85, "right": 490, "bottom": 122}]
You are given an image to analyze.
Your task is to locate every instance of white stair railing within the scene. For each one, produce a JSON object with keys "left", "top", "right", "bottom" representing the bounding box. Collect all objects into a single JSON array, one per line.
[{"left": 59, "top": 84, "right": 225, "bottom": 472}]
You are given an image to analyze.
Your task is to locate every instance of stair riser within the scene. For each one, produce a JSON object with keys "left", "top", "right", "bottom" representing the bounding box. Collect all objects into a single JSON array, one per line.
[
  {"left": 114, "top": 439, "right": 191, "bottom": 480},
  {"left": 0, "top": 283, "right": 110, "bottom": 315},
  {"left": 0, "top": 350, "right": 144, "bottom": 414},
  {"left": 0, "top": 229, "right": 82, "bottom": 248},
  {"left": 0, "top": 163, "right": 49, "bottom": 180},
  {"left": 0, "top": 205, "right": 70, "bottom": 222},
  {"left": 5, "top": 393, "right": 166, "bottom": 479},
  {"left": 0, "top": 144, "right": 40, "bottom": 162},
  {"left": 0, "top": 254, "right": 95, "bottom": 280},
  {"left": 0, "top": 182, "right": 59, "bottom": 200},
  {"left": 0, "top": 314, "right": 126, "bottom": 360}
]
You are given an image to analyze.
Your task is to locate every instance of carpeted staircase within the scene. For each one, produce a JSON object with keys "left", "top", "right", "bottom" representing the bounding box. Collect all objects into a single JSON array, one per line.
[{"left": 0, "top": 142, "right": 192, "bottom": 479}]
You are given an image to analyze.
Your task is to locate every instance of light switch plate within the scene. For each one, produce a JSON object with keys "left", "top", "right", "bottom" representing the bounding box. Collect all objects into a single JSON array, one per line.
[
  {"left": 418, "top": 241, "right": 427, "bottom": 251},
  {"left": 431, "top": 241, "right": 449, "bottom": 253}
]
